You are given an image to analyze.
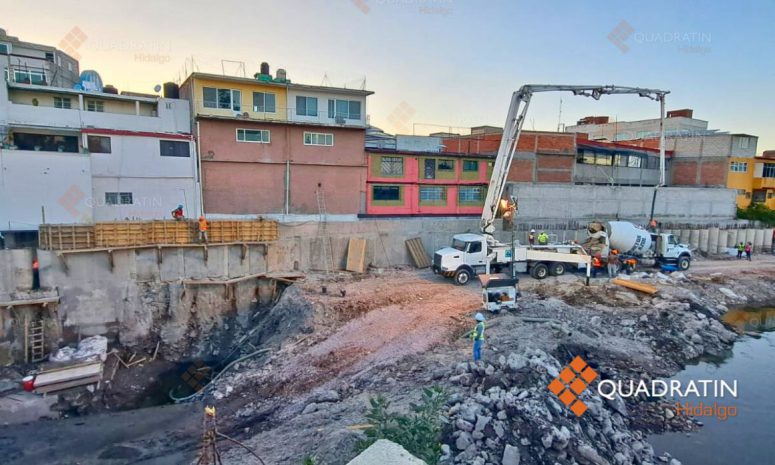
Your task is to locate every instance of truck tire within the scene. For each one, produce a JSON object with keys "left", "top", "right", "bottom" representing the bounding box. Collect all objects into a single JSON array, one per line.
[
  {"left": 454, "top": 268, "right": 472, "bottom": 286},
  {"left": 549, "top": 262, "right": 566, "bottom": 276},
  {"left": 531, "top": 263, "right": 549, "bottom": 280},
  {"left": 678, "top": 255, "right": 691, "bottom": 271}
]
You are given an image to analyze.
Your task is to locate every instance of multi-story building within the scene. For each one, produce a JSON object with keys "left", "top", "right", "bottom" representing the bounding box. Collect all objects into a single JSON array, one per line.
[
  {"left": 0, "top": 76, "right": 198, "bottom": 241},
  {"left": 752, "top": 151, "right": 775, "bottom": 209},
  {"left": 565, "top": 109, "right": 711, "bottom": 141},
  {"left": 179, "top": 67, "right": 372, "bottom": 218},
  {"left": 0, "top": 28, "right": 80, "bottom": 88},
  {"left": 366, "top": 135, "right": 493, "bottom": 216}
]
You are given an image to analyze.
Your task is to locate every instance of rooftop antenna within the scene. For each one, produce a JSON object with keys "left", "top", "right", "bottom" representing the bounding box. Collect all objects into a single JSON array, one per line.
[
  {"left": 556, "top": 98, "right": 563, "bottom": 132},
  {"left": 221, "top": 60, "right": 245, "bottom": 77},
  {"left": 321, "top": 73, "right": 331, "bottom": 87}
]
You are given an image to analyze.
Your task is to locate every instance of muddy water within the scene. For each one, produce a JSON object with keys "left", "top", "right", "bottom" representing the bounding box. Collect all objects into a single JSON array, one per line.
[{"left": 649, "top": 307, "right": 775, "bottom": 465}]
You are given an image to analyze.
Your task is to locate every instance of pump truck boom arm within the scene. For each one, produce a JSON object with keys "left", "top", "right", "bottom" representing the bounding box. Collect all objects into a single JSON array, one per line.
[{"left": 481, "top": 85, "right": 669, "bottom": 239}]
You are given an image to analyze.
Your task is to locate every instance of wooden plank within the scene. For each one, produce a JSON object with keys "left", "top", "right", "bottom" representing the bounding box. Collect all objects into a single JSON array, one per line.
[
  {"left": 405, "top": 237, "right": 431, "bottom": 268},
  {"left": 612, "top": 278, "right": 658, "bottom": 295},
  {"left": 346, "top": 238, "right": 367, "bottom": 273},
  {"left": 34, "top": 374, "right": 102, "bottom": 394},
  {"left": 34, "top": 361, "right": 103, "bottom": 387},
  {"left": 0, "top": 296, "right": 60, "bottom": 308}
]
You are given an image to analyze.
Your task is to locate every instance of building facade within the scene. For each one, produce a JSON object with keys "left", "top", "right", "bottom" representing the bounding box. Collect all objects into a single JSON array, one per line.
[
  {"left": 366, "top": 147, "right": 493, "bottom": 216},
  {"left": 0, "top": 78, "right": 197, "bottom": 236},
  {"left": 752, "top": 151, "right": 775, "bottom": 209},
  {"left": 0, "top": 28, "right": 80, "bottom": 88},
  {"left": 180, "top": 69, "right": 372, "bottom": 217},
  {"left": 565, "top": 109, "right": 710, "bottom": 141}
]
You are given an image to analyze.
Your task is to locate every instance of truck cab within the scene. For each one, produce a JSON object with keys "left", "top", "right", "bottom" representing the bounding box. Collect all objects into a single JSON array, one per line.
[
  {"left": 654, "top": 233, "right": 692, "bottom": 270},
  {"left": 432, "top": 233, "right": 491, "bottom": 285}
]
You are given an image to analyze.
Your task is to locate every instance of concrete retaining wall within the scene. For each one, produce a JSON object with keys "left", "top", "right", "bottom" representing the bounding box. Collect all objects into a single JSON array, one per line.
[{"left": 508, "top": 184, "right": 737, "bottom": 222}]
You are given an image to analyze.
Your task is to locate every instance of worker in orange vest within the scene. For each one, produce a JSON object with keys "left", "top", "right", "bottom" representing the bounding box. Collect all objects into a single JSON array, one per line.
[
  {"left": 198, "top": 216, "right": 208, "bottom": 243},
  {"left": 591, "top": 253, "right": 603, "bottom": 278},
  {"left": 32, "top": 258, "right": 40, "bottom": 290}
]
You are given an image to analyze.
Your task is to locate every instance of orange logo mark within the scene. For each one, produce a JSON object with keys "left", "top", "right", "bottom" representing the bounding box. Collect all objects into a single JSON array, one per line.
[{"left": 548, "top": 356, "right": 597, "bottom": 416}]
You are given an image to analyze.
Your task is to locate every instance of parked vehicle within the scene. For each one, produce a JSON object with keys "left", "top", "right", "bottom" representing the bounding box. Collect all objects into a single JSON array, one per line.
[
  {"left": 585, "top": 221, "right": 692, "bottom": 270},
  {"left": 479, "top": 273, "right": 520, "bottom": 313}
]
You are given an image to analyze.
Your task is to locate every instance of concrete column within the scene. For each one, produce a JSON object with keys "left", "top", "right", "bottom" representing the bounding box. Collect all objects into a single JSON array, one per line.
[
  {"left": 728, "top": 229, "right": 740, "bottom": 248},
  {"left": 679, "top": 229, "right": 691, "bottom": 244},
  {"left": 708, "top": 227, "right": 719, "bottom": 254},
  {"left": 699, "top": 229, "right": 710, "bottom": 253},
  {"left": 689, "top": 230, "right": 700, "bottom": 250},
  {"left": 754, "top": 229, "right": 765, "bottom": 252},
  {"left": 717, "top": 229, "right": 728, "bottom": 254},
  {"left": 745, "top": 229, "right": 756, "bottom": 248}
]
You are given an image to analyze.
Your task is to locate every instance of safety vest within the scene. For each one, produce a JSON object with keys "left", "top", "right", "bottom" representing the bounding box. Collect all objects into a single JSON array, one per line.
[
  {"left": 471, "top": 322, "right": 485, "bottom": 341},
  {"left": 592, "top": 256, "right": 602, "bottom": 267},
  {"left": 538, "top": 233, "right": 548, "bottom": 244},
  {"left": 737, "top": 243, "right": 745, "bottom": 252},
  {"left": 199, "top": 219, "right": 208, "bottom": 231}
]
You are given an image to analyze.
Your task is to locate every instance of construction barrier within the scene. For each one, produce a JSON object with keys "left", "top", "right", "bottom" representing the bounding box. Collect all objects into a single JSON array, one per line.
[{"left": 39, "top": 219, "right": 278, "bottom": 251}]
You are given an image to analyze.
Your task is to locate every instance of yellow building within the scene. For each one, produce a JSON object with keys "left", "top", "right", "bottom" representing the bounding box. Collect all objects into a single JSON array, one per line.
[
  {"left": 180, "top": 72, "right": 289, "bottom": 121},
  {"left": 727, "top": 155, "right": 757, "bottom": 208},
  {"left": 752, "top": 152, "right": 775, "bottom": 209}
]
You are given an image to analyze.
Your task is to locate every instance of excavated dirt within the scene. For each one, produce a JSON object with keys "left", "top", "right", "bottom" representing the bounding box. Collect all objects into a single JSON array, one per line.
[{"left": 3, "top": 257, "right": 775, "bottom": 465}]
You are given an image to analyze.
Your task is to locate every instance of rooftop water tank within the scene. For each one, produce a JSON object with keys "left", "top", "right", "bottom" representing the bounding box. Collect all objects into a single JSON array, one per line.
[{"left": 260, "top": 62, "right": 270, "bottom": 76}]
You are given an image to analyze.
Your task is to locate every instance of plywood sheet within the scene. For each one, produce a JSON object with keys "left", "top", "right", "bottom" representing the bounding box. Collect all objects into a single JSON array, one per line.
[
  {"left": 346, "top": 238, "right": 367, "bottom": 273},
  {"left": 406, "top": 237, "right": 431, "bottom": 268}
]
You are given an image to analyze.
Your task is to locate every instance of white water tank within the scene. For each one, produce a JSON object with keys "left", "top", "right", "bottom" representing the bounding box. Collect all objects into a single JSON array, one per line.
[{"left": 606, "top": 221, "right": 653, "bottom": 255}]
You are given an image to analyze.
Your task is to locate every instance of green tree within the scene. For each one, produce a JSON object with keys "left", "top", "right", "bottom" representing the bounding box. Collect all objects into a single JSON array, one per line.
[
  {"left": 737, "top": 203, "right": 775, "bottom": 226},
  {"left": 355, "top": 387, "right": 447, "bottom": 464}
]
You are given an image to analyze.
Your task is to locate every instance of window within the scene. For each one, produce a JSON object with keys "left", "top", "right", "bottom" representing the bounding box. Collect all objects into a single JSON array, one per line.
[
  {"left": 739, "top": 137, "right": 750, "bottom": 149},
  {"left": 627, "top": 155, "right": 642, "bottom": 168},
  {"left": 327, "top": 99, "right": 361, "bottom": 119},
  {"left": 579, "top": 151, "right": 596, "bottom": 164},
  {"left": 730, "top": 161, "right": 748, "bottom": 173},
  {"left": 296, "top": 96, "right": 318, "bottom": 116},
  {"left": 105, "top": 192, "right": 133, "bottom": 205},
  {"left": 614, "top": 154, "right": 628, "bottom": 167},
  {"left": 595, "top": 154, "right": 612, "bottom": 166},
  {"left": 372, "top": 185, "right": 401, "bottom": 201},
  {"left": 467, "top": 242, "right": 482, "bottom": 253},
  {"left": 13, "top": 133, "right": 78, "bottom": 152},
  {"left": 0, "top": 43, "right": 10, "bottom": 54},
  {"left": 419, "top": 186, "right": 446, "bottom": 202},
  {"left": 424, "top": 159, "right": 436, "bottom": 179},
  {"left": 752, "top": 190, "right": 766, "bottom": 203},
  {"left": 438, "top": 159, "right": 454, "bottom": 171},
  {"left": 303, "top": 132, "right": 333, "bottom": 146},
  {"left": 462, "top": 160, "right": 479, "bottom": 172},
  {"left": 160, "top": 140, "right": 190, "bottom": 157},
  {"left": 459, "top": 186, "right": 484, "bottom": 203},
  {"left": 379, "top": 156, "right": 403, "bottom": 176},
  {"left": 763, "top": 163, "right": 775, "bottom": 178},
  {"left": 202, "top": 87, "right": 240, "bottom": 111},
  {"left": 14, "top": 69, "right": 45, "bottom": 85},
  {"left": 236, "top": 128, "right": 270, "bottom": 143},
  {"left": 86, "top": 100, "right": 104, "bottom": 112},
  {"left": 253, "top": 92, "right": 276, "bottom": 113},
  {"left": 737, "top": 189, "right": 747, "bottom": 196},
  {"left": 53, "top": 97, "right": 72, "bottom": 109},
  {"left": 87, "top": 135, "right": 111, "bottom": 153}
]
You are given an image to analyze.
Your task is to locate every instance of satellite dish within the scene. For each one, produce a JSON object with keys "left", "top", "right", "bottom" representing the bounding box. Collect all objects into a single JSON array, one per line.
[{"left": 154, "top": 84, "right": 162, "bottom": 93}]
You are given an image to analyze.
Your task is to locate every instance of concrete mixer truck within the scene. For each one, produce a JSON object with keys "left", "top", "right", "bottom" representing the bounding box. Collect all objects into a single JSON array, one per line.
[{"left": 584, "top": 221, "right": 692, "bottom": 271}]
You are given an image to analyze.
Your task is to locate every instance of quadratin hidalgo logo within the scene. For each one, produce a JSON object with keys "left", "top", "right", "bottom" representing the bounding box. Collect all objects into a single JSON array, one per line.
[{"left": 548, "top": 356, "right": 598, "bottom": 416}]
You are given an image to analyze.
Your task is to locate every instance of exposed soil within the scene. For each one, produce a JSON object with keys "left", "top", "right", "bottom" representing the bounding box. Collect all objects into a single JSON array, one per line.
[{"left": 2, "top": 256, "right": 775, "bottom": 465}]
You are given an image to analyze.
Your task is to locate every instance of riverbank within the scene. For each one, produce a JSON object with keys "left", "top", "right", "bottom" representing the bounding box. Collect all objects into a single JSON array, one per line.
[{"left": 3, "top": 256, "right": 775, "bottom": 464}]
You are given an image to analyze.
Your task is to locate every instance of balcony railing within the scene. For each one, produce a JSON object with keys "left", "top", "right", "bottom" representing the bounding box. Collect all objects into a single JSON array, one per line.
[{"left": 192, "top": 100, "right": 369, "bottom": 126}]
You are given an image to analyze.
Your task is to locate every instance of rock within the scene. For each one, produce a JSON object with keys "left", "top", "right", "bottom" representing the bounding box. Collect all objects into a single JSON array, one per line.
[
  {"left": 302, "top": 403, "right": 318, "bottom": 414},
  {"left": 590, "top": 316, "right": 602, "bottom": 327},
  {"left": 474, "top": 414, "right": 491, "bottom": 433},
  {"left": 493, "top": 421, "right": 505, "bottom": 438},
  {"left": 620, "top": 319, "right": 636, "bottom": 327},
  {"left": 605, "top": 392, "right": 628, "bottom": 417},
  {"left": 312, "top": 389, "right": 340, "bottom": 403},
  {"left": 502, "top": 444, "right": 521, "bottom": 465},
  {"left": 497, "top": 410, "right": 507, "bottom": 420},
  {"left": 669, "top": 460, "right": 682, "bottom": 465},
  {"left": 485, "top": 364, "right": 496, "bottom": 376},
  {"left": 690, "top": 333, "right": 703, "bottom": 344},
  {"left": 506, "top": 353, "right": 527, "bottom": 371},
  {"left": 553, "top": 426, "right": 571, "bottom": 450},
  {"left": 541, "top": 432, "right": 554, "bottom": 449},
  {"left": 460, "top": 403, "right": 479, "bottom": 422},
  {"left": 456, "top": 419, "right": 474, "bottom": 432},
  {"left": 718, "top": 288, "right": 740, "bottom": 300},
  {"left": 664, "top": 408, "right": 675, "bottom": 419},
  {"left": 456, "top": 432, "right": 473, "bottom": 450},
  {"left": 576, "top": 444, "right": 608, "bottom": 465}
]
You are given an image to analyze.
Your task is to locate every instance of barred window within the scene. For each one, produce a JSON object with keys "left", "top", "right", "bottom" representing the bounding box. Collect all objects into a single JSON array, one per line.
[
  {"left": 380, "top": 156, "right": 403, "bottom": 176},
  {"left": 459, "top": 186, "right": 483, "bottom": 203},
  {"left": 419, "top": 186, "right": 446, "bottom": 202},
  {"left": 730, "top": 162, "right": 748, "bottom": 173}
]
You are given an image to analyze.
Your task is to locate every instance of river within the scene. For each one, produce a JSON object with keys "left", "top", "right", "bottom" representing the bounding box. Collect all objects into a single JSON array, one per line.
[{"left": 649, "top": 307, "right": 775, "bottom": 465}]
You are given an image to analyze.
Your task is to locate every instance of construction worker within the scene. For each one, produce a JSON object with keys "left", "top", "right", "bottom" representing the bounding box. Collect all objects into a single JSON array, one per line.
[
  {"left": 592, "top": 253, "right": 603, "bottom": 278},
  {"left": 32, "top": 258, "right": 40, "bottom": 290},
  {"left": 198, "top": 216, "right": 208, "bottom": 243},
  {"left": 471, "top": 313, "right": 486, "bottom": 362},
  {"left": 648, "top": 219, "right": 658, "bottom": 232},
  {"left": 528, "top": 229, "right": 536, "bottom": 247},
  {"left": 736, "top": 242, "right": 745, "bottom": 259},
  {"left": 172, "top": 204, "right": 185, "bottom": 220},
  {"left": 744, "top": 241, "right": 752, "bottom": 261},
  {"left": 537, "top": 231, "right": 549, "bottom": 246},
  {"left": 607, "top": 249, "right": 620, "bottom": 279}
]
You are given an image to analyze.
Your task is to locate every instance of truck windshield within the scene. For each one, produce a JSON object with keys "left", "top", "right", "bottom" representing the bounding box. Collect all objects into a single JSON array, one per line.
[{"left": 452, "top": 239, "right": 466, "bottom": 251}]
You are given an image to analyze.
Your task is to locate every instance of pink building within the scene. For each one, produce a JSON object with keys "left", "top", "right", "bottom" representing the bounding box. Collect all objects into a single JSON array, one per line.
[{"left": 366, "top": 149, "right": 494, "bottom": 216}]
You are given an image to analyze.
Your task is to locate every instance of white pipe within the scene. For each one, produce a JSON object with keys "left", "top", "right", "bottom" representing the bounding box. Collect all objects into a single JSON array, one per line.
[
  {"left": 659, "top": 95, "right": 666, "bottom": 187},
  {"left": 195, "top": 120, "right": 204, "bottom": 216}
]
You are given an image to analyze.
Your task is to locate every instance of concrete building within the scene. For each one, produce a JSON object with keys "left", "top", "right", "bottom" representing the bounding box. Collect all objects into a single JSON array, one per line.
[
  {"left": 752, "top": 150, "right": 775, "bottom": 209},
  {"left": 0, "top": 28, "right": 80, "bottom": 88},
  {"left": 575, "top": 138, "right": 672, "bottom": 186},
  {"left": 565, "top": 109, "right": 710, "bottom": 141},
  {"left": 0, "top": 77, "right": 197, "bottom": 241},
  {"left": 180, "top": 67, "right": 372, "bottom": 218}
]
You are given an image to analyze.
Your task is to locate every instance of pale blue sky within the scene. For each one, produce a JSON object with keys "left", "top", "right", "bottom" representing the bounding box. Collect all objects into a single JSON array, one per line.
[{"left": 3, "top": 0, "right": 774, "bottom": 150}]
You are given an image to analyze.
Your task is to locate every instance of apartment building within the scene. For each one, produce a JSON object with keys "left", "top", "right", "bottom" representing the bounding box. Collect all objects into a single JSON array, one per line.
[
  {"left": 0, "top": 76, "right": 197, "bottom": 239},
  {"left": 752, "top": 151, "right": 775, "bottom": 209},
  {"left": 0, "top": 28, "right": 80, "bottom": 88},
  {"left": 179, "top": 66, "right": 372, "bottom": 217},
  {"left": 565, "top": 109, "right": 710, "bottom": 141}
]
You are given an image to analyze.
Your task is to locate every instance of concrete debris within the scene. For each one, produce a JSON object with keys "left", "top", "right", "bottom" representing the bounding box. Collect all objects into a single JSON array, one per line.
[
  {"left": 50, "top": 335, "right": 108, "bottom": 363},
  {"left": 347, "top": 439, "right": 427, "bottom": 464}
]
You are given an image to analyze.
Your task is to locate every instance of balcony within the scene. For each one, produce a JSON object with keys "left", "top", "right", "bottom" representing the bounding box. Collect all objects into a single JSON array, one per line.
[
  {"left": 753, "top": 177, "right": 775, "bottom": 189},
  {"left": 193, "top": 100, "right": 369, "bottom": 128}
]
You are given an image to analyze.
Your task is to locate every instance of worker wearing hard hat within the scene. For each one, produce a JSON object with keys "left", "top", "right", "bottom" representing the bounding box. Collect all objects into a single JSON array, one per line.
[
  {"left": 607, "top": 249, "right": 620, "bottom": 279},
  {"left": 471, "top": 313, "right": 486, "bottom": 362},
  {"left": 537, "top": 231, "right": 549, "bottom": 246},
  {"left": 198, "top": 215, "right": 208, "bottom": 243},
  {"left": 528, "top": 229, "right": 536, "bottom": 247}
]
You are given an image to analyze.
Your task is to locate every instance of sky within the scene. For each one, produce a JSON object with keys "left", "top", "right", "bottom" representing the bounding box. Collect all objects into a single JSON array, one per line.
[{"left": 2, "top": 0, "right": 774, "bottom": 151}]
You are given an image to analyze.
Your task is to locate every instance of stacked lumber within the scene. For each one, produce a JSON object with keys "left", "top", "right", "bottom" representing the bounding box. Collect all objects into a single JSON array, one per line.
[
  {"left": 39, "top": 219, "right": 279, "bottom": 250},
  {"left": 32, "top": 360, "right": 103, "bottom": 394}
]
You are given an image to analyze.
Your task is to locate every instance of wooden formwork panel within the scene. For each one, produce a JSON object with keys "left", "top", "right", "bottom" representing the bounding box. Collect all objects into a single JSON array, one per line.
[
  {"left": 405, "top": 237, "right": 431, "bottom": 268},
  {"left": 39, "top": 219, "right": 279, "bottom": 250},
  {"left": 346, "top": 238, "right": 367, "bottom": 273}
]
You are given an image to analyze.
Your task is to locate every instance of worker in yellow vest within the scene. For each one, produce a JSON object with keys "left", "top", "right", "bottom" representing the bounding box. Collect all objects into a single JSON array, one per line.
[{"left": 471, "top": 313, "right": 486, "bottom": 361}]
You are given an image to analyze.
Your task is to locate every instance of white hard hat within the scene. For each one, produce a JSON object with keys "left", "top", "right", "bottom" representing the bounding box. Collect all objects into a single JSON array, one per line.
[
  {"left": 530, "top": 229, "right": 535, "bottom": 232},
  {"left": 475, "top": 312, "right": 485, "bottom": 321}
]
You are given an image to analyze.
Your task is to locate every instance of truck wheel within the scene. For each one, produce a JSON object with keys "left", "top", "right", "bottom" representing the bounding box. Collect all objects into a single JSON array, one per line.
[
  {"left": 531, "top": 263, "right": 549, "bottom": 280},
  {"left": 454, "top": 269, "right": 472, "bottom": 285},
  {"left": 678, "top": 256, "right": 690, "bottom": 271},
  {"left": 549, "top": 262, "right": 566, "bottom": 276}
]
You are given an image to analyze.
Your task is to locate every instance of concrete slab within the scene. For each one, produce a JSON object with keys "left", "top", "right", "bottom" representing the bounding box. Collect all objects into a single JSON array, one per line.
[
  {"left": 347, "top": 440, "right": 427, "bottom": 465},
  {"left": 0, "top": 392, "right": 58, "bottom": 426}
]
